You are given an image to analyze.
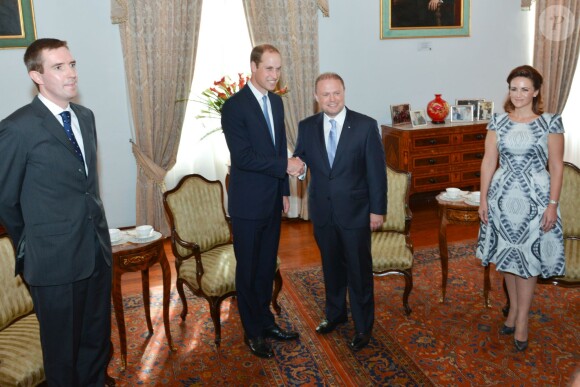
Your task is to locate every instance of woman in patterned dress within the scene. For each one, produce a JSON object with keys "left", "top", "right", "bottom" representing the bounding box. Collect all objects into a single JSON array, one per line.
[{"left": 476, "top": 65, "right": 565, "bottom": 352}]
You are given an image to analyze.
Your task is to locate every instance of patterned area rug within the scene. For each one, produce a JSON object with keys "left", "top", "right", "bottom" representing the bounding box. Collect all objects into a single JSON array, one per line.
[{"left": 107, "top": 243, "right": 579, "bottom": 386}]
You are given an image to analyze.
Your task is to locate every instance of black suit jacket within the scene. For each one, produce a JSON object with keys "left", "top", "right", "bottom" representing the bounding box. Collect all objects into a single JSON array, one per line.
[
  {"left": 221, "top": 85, "right": 290, "bottom": 219},
  {"left": 0, "top": 96, "right": 112, "bottom": 286},
  {"left": 294, "top": 108, "right": 387, "bottom": 228}
]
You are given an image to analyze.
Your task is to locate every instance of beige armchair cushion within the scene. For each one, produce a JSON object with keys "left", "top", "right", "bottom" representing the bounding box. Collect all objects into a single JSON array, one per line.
[
  {"left": 179, "top": 247, "right": 282, "bottom": 297},
  {"left": 372, "top": 232, "right": 413, "bottom": 271},
  {"left": 0, "top": 235, "right": 44, "bottom": 386},
  {"left": 179, "top": 245, "right": 237, "bottom": 297},
  {"left": 562, "top": 239, "right": 580, "bottom": 282},
  {"left": 0, "top": 237, "right": 34, "bottom": 330},
  {"left": 0, "top": 314, "right": 44, "bottom": 387}
]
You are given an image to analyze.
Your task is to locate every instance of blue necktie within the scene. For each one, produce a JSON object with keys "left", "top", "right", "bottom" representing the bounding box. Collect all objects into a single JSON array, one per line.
[
  {"left": 262, "top": 95, "right": 275, "bottom": 145},
  {"left": 327, "top": 119, "right": 337, "bottom": 166},
  {"left": 59, "top": 111, "right": 85, "bottom": 164}
]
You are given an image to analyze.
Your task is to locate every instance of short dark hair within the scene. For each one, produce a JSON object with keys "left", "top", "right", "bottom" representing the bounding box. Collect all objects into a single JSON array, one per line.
[
  {"left": 315, "top": 72, "right": 345, "bottom": 92},
  {"left": 503, "top": 65, "right": 544, "bottom": 115},
  {"left": 250, "top": 44, "right": 280, "bottom": 67},
  {"left": 24, "top": 38, "right": 68, "bottom": 73}
]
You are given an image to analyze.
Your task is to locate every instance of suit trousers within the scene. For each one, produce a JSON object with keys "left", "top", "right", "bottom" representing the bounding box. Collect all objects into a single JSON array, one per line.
[
  {"left": 231, "top": 208, "right": 282, "bottom": 339},
  {"left": 29, "top": 239, "right": 111, "bottom": 387},
  {"left": 314, "top": 217, "right": 374, "bottom": 334}
]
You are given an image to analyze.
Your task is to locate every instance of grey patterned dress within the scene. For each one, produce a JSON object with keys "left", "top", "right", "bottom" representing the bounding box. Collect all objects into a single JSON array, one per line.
[{"left": 476, "top": 113, "right": 565, "bottom": 278}]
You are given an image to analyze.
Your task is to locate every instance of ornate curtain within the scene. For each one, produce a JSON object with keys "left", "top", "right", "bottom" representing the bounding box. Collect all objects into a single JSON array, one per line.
[
  {"left": 243, "top": 0, "right": 322, "bottom": 219},
  {"left": 533, "top": 0, "right": 580, "bottom": 113},
  {"left": 111, "top": 0, "right": 203, "bottom": 235}
]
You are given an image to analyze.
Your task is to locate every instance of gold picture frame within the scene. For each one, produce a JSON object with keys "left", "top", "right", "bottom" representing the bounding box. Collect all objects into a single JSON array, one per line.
[
  {"left": 381, "top": 0, "right": 470, "bottom": 39},
  {"left": 0, "top": 0, "right": 37, "bottom": 49}
]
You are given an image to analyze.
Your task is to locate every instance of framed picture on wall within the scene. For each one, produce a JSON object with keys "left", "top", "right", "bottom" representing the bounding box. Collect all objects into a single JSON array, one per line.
[
  {"left": 390, "top": 103, "right": 411, "bottom": 125},
  {"left": 477, "top": 101, "right": 494, "bottom": 120},
  {"left": 381, "top": 0, "right": 470, "bottom": 39},
  {"left": 410, "top": 110, "right": 427, "bottom": 127},
  {"left": 450, "top": 105, "right": 474, "bottom": 122},
  {"left": 0, "top": 0, "right": 37, "bottom": 49}
]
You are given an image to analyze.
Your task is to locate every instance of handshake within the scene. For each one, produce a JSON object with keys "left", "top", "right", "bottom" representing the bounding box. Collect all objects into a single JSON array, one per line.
[{"left": 287, "top": 156, "right": 305, "bottom": 177}]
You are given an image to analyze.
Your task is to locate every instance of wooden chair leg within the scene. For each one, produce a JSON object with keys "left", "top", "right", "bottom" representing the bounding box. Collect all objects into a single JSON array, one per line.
[
  {"left": 272, "top": 269, "right": 283, "bottom": 315},
  {"left": 209, "top": 299, "right": 222, "bottom": 347},
  {"left": 402, "top": 269, "right": 413, "bottom": 316},
  {"left": 177, "top": 279, "right": 188, "bottom": 320}
]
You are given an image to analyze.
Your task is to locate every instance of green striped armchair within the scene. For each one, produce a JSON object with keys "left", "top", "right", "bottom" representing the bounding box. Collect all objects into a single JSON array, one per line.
[
  {"left": 0, "top": 233, "right": 45, "bottom": 386},
  {"left": 163, "top": 174, "right": 283, "bottom": 347},
  {"left": 371, "top": 166, "right": 414, "bottom": 315}
]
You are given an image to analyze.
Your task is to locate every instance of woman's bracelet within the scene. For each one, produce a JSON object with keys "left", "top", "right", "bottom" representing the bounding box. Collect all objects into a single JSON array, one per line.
[{"left": 548, "top": 199, "right": 559, "bottom": 205}]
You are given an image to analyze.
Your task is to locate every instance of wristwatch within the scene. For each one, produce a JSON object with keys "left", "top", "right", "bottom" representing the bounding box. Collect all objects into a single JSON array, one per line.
[{"left": 548, "top": 199, "right": 559, "bottom": 205}]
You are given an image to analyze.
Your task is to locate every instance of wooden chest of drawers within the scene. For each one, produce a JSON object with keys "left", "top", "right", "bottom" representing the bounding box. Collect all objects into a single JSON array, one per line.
[{"left": 381, "top": 122, "right": 488, "bottom": 194}]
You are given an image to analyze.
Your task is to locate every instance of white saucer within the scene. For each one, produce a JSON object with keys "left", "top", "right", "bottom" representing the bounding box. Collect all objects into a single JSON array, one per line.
[
  {"left": 440, "top": 194, "right": 465, "bottom": 202},
  {"left": 127, "top": 230, "right": 162, "bottom": 244},
  {"left": 464, "top": 199, "right": 480, "bottom": 206},
  {"left": 111, "top": 234, "right": 129, "bottom": 246}
]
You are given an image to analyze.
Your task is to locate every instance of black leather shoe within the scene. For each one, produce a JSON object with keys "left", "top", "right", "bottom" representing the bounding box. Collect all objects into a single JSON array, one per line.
[
  {"left": 499, "top": 324, "right": 515, "bottom": 335},
  {"left": 244, "top": 336, "right": 274, "bottom": 358},
  {"left": 350, "top": 332, "right": 371, "bottom": 352},
  {"left": 315, "top": 318, "right": 347, "bottom": 334},
  {"left": 514, "top": 339, "right": 528, "bottom": 352},
  {"left": 263, "top": 324, "right": 299, "bottom": 341}
]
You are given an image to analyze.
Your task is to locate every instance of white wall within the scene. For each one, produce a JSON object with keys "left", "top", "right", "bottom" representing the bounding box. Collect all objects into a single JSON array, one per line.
[
  {"left": 0, "top": 1, "right": 532, "bottom": 228},
  {"left": 0, "top": 1, "right": 135, "bottom": 228},
  {"left": 319, "top": 0, "right": 533, "bottom": 125}
]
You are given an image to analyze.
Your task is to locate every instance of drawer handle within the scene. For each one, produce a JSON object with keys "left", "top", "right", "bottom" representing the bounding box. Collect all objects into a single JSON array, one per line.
[
  {"left": 475, "top": 172, "right": 481, "bottom": 177},
  {"left": 429, "top": 158, "right": 436, "bottom": 165},
  {"left": 429, "top": 139, "right": 437, "bottom": 145},
  {"left": 476, "top": 134, "right": 484, "bottom": 140},
  {"left": 429, "top": 178, "right": 436, "bottom": 184},
  {"left": 476, "top": 153, "right": 484, "bottom": 159}
]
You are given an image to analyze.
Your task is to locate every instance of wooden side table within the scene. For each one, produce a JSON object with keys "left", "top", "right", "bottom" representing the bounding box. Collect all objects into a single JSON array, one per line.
[
  {"left": 112, "top": 236, "right": 176, "bottom": 370},
  {"left": 436, "top": 193, "right": 491, "bottom": 307}
]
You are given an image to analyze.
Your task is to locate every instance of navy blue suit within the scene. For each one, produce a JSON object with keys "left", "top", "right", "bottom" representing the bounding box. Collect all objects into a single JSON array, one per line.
[
  {"left": 294, "top": 108, "right": 387, "bottom": 334},
  {"left": 0, "top": 96, "right": 112, "bottom": 385},
  {"left": 221, "top": 85, "right": 289, "bottom": 338}
]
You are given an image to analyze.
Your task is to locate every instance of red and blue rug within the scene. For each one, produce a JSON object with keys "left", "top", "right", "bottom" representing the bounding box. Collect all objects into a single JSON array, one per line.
[{"left": 108, "top": 243, "right": 579, "bottom": 385}]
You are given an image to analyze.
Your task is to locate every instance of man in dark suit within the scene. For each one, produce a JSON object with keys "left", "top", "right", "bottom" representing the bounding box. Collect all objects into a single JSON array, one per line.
[
  {"left": 294, "top": 72, "right": 387, "bottom": 351},
  {"left": 0, "top": 39, "right": 112, "bottom": 386},
  {"left": 221, "top": 44, "right": 303, "bottom": 358}
]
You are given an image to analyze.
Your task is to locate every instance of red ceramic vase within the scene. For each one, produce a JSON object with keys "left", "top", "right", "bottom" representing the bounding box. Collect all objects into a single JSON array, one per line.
[{"left": 426, "top": 94, "right": 450, "bottom": 124}]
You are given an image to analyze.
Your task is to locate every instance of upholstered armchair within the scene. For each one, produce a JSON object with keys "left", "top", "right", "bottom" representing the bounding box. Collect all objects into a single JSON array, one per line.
[
  {"left": 163, "top": 174, "right": 282, "bottom": 346},
  {"left": 371, "top": 166, "right": 414, "bottom": 315},
  {"left": 503, "top": 162, "right": 580, "bottom": 314},
  {"left": 0, "top": 233, "right": 45, "bottom": 386},
  {"left": 539, "top": 161, "right": 580, "bottom": 286}
]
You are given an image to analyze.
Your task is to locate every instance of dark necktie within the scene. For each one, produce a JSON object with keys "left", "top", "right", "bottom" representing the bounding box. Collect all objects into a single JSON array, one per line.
[
  {"left": 59, "top": 111, "right": 85, "bottom": 164},
  {"left": 327, "top": 119, "right": 337, "bottom": 166},
  {"left": 262, "top": 95, "right": 275, "bottom": 145}
]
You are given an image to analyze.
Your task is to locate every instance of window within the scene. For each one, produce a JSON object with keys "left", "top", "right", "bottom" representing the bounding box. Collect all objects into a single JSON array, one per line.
[{"left": 166, "top": 0, "right": 251, "bottom": 189}]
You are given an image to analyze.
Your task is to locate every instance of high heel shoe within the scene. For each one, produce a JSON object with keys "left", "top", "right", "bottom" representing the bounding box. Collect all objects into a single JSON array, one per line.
[
  {"left": 499, "top": 325, "right": 515, "bottom": 335},
  {"left": 514, "top": 339, "right": 528, "bottom": 352}
]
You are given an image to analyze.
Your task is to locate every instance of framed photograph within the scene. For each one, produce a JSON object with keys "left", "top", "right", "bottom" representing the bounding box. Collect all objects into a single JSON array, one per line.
[
  {"left": 456, "top": 99, "right": 483, "bottom": 121},
  {"left": 0, "top": 0, "right": 37, "bottom": 49},
  {"left": 390, "top": 103, "right": 411, "bottom": 125},
  {"left": 450, "top": 105, "right": 474, "bottom": 122},
  {"left": 410, "top": 110, "right": 428, "bottom": 127},
  {"left": 381, "top": 0, "right": 470, "bottom": 39},
  {"left": 477, "top": 101, "right": 494, "bottom": 120}
]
